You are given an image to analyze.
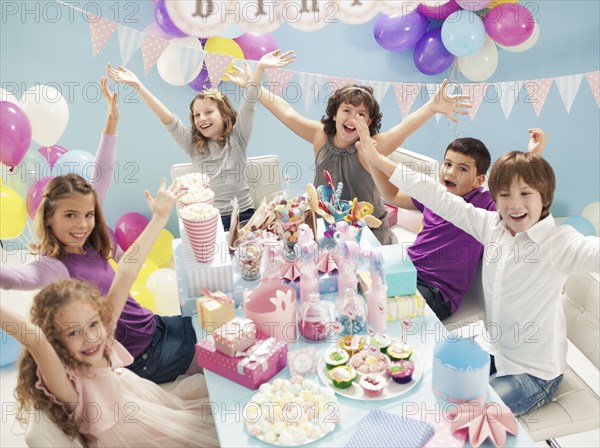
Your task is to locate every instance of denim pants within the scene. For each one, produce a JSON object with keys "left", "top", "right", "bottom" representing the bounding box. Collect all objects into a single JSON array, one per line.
[
  {"left": 221, "top": 208, "right": 255, "bottom": 232},
  {"left": 489, "top": 356, "right": 563, "bottom": 416}
]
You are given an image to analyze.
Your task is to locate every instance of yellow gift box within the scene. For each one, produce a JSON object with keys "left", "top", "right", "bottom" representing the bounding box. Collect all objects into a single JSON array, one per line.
[
  {"left": 196, "top": 290, "right": 235, "bottom": 332},
  {"left": 358, "top": 271, "right": 425, "bottom": 320}
]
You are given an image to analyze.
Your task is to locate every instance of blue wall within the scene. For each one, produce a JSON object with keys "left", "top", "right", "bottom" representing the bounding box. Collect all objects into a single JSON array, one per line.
[{"left": 1, "top": 1, "right": 598, "bottom": 236}]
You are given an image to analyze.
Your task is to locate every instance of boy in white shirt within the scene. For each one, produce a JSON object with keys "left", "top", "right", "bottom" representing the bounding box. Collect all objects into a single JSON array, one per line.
[{"left": 355, "top": 116, "right": 600, "bottom": 416}]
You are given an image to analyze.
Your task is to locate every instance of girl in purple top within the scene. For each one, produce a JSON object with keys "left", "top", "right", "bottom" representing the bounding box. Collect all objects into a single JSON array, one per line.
[{"left": 0, "top": 79, "right": 200, "bottom": 384}]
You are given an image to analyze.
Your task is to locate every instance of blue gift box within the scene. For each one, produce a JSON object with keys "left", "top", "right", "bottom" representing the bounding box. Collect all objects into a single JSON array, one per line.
[{"left": 371, "top": 244, "right": 416, "bottom": 297}]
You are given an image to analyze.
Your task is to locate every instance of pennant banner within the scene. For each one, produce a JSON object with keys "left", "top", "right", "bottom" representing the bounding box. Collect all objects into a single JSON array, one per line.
[
  {"left": 117, "top": 25, "right": 144, "bottom": 67},
  {"left": 204, "top": 52, "right": 233, "bottom": 88},
  {"left": 140, "top": 35, "right": 170, "bottom": 75},
  {"left": 585, "top": 71, "right": 600, "bottom": 108},
  {"left": 525, "top": 78, "right": 553, "bottom": 117},
  {"left": 555, "top": 74, "right": 584, "bottom": 114},
  {"left": 393, "top": 83, "right": 422, "bottom": 119},
  {"left": 89, "top": 15, "right": 118, "bottom": 57},
  {"left": 265, "top": 69, "right": 295, "bottom": 98}
]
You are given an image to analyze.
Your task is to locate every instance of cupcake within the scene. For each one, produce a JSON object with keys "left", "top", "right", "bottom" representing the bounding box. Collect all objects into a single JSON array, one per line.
[
  {"left": 329, "top": 366, "right": 356, "bottom": 389},
  {"left": 386, "top": 342, "right": 413, "bottom": 361},
  {"left": 369, "top": 334, "right": 392, "bottom": 353},
  {"left": 339, "top": 335, "right": 365, "bottom": 356},
  {"left": 387, "top": 360, "right": 414, "bottom": 384},
  {"left": 324, "top": 348, "right": 349, "bottom": 370},
  {"left": 358, "top": 374, "right": 388, "bottom": 398},
  {"left": 349, "top": 351, "right": 390, "bottom": 376}
]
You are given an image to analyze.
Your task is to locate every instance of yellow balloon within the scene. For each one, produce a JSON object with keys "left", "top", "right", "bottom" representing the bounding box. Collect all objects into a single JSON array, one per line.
[
  {"left": 204, "top": 37, "right": 245, "bottom": 80},
  {"left": 487, "top": 0, "right": 518, "bottom": 8},
  {"left": 108, "top": 258, "right": 118, "bottom": 272},
  {"left": 135, "top": 258, "right": 159, "bottom": 285},
  {"left": 130, "top": 283, "right": 155, "bottom": 312},
  {"left": 0, "top": 185, "right": 27, "bottom": 239},
  {"left": 148, "top": 229, "right": 175, "bottom": 267}
]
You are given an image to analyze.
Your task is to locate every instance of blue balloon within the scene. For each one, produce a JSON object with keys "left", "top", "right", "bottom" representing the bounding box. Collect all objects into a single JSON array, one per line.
[
  {"left": 0, "top": 330, "right": 21, "bottom": 367},
  {"left": 441, "top": 10, "right": 485, "bottom": 57},
  {"left": 374, "top": 11, "right": 429, "bottom": 52},
  {"left": 563, "top": 216, "right": 597, "bottom": 236},
  {"left": 53, "top": 149, "right": 95, "bottom": 181}
]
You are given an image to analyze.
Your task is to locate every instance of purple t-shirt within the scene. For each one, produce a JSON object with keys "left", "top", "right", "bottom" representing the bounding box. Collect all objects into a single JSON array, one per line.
[
  {"left": 408, "top": 187, "right": 496, "bottom": 312},
  {"left": 61, "top": 247, "right": 155, "bottom": 357}
]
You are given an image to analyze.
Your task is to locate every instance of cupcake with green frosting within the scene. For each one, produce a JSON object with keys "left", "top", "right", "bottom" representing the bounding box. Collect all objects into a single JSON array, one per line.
[{"left": 329, "top": 366, "right": 356, "bottom": 389}]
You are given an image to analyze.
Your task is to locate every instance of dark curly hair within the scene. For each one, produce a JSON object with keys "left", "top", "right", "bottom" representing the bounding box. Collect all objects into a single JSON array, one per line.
[{"left": 321, "top": 84, "right": 382, "bottom": 137}]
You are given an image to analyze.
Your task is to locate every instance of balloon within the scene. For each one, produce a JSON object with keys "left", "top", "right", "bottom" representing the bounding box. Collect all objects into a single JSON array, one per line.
[
  {"left": 25, "top": 176, "right": 53, "bottom": 220},
  {"left": 487, "top": 0, "right": 517, "bottom": 8},
  {"left": 581, "top": 202, "right": 600, "bottom": 235},
  {"left": 157, "top": 37, "right": 204, "bottom": 86},
  {"left": 563, "top": 217, "right": 597, "bottom": 237},
  {"left": 1, "top": 101, "right": 32, "bottom": 169},
  {"left": 441, "top": 10, "right": 486, "bottom": 56},
  {"left": 108, "top": 258, "right": 118, "bottom": 272},
  {"left": 154, "top": 0, "right": 187, "bottom": 37},
  {"left": 148, "top": 228, "right": 175, "bottom": 267},
  {"left": 483, "top": 3, "right": 534, "bottom": 47},
  {"left": 146, "top": 268, "right": 179, "bottom": 315},
  {"left": 0, "top": 330, "right": 21, "bottom": 367},
  {"left": 143, "top": 21, "right": 173, "bottom": 41},
  {"left": 0, "top": 185, "right": 27, "bottom": 239},
  {"left": 20, "top": 85, "right": 69, "bottom": 147},
  {"left": 38, "top": 145, "right": 68, "bottom": 173},
  {"left": 1, "top": 150, "right": 48, "bottom": 198},
  {"left": 498, "top": 21, "right": 539, "bottom": 53},
  {"left": 373, "top": 11, "right": 429, "bottom": 52},
  {"left": 130, "top": 283, "right": 156, "bottom": 311},
  {"left": 456, "top": 0, "right": 491, "bottom": 11},
  {"left": 107, "top": 226, "right": 118, "bottom": 259},
  {"left": 204, "top": 37, "right": 245, "bottom": 80},
  {"left": 188, "top": 65, "right": 212, "bottom": 91},
  {"left": 413, "top": 27, "right": 455, "bottom": 76},
  {"left": 0, "top": 88, "right": 18, "bottom": 105},
  {"left": 53, "top": 149, "right": 95, "bottom": 180},
  {"left": 220, "top": 22, "right": 245, "bottom": 39},
  {"left": 457, "top": 35, "right": 499, "bottom": 81},
  {"left": 418, "top": 0, "right": 460, "bottom": 21},
  {"left": 115, "top": 212, "right": 148, "bottom": 251},
  {"left": 234, "top": 33, "right": 278, "bottom": 61},
  {"left": 136, "top": 258, "right": 159, "bottom": 285}
]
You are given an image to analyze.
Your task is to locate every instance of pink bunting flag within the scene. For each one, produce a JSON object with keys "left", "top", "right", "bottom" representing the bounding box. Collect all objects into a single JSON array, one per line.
[
  {"left": 460, "top": 83, "right": 487, "bottom": 122},
  {"left": 327, "top": 76, "right": 356, "bottom": 91},
  {"left": 204, "top": 52, "right": 233, "bottom": 88},
  {"left": 140, "top": 35, "right": 169, "bottom": 74},
  {"left": 265, "top": 69, "right": 295, "bottom": 98},
  {"left": 585, "top": 71, "right": 600, "bottom": 108},
  {"left": 525, "top": 78, "right": 553, "bottom": 117},
  {"left": 450, "top": 400, "right": 518, "bottom": 448},
  {"left": 393, "top": 83, "right": 422, "bottom": 118},
  {"left": 88, "top": 15, "right": 118, "bottom": 57}
]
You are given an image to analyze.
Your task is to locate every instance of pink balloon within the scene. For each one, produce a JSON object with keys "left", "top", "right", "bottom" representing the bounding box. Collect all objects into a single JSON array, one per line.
[
  {"left": 483, "top": 4, "right": 534, "bottom": 47},
  {"left": 38, "top": 145, "right": 68, "bottom": 173},
  {"left": 26, "top": 176, "right": 53, "bottom": 219},
  {"left": 456, "top": 0, "right": 491, "bottom": 11},
  {"left": 418, "top": 0, "right": 460, "bottom": 21},
  {"left": 1, "top": 101, "right": 32, "bottom": 169},
  {"left": 234, "top": 33, "right": 278, "bottom": 61},
  {"left": 115, "top": 212, "right": 148, "bottom": 251}
]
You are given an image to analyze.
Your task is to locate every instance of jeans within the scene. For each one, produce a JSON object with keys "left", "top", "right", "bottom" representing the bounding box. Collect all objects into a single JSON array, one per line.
[
  {"left": 417, "top": 280, "right": 452, "bottom": 321},
  {"left": 489, "top": 356, "right": 563, "bottom": 416},
  {"left": 221, "top": 208, "right": 255, "bottom": 231}
]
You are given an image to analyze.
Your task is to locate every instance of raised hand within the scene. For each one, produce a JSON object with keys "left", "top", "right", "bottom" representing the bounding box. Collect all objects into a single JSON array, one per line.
[
  {"left": 144, "top": 178, "right": 185, "bottom": 222},
  {"left": 258, "top": 50, "right": 296, "bottom": 70},
  {"left": 107, "top": 63, "right": 141, "bottom": 89},
  {"left": 430, "top": 79, "right": 471, "bottom": 123},
  {"left": 354, "top": 115, "right": 380, "bottom": 168},
  {"left": 226, "top": 61, "right": 253, "bottom": 88},
  {"left": 527, "top": 128, "right": 547, "bottom": 155},
  {"left": 100, "top": 76, "right": 118, "bottom": 121}
]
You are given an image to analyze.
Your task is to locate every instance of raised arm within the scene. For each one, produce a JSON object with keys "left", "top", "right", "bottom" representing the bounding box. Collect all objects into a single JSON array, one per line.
[
  {"left": 107, "top": 63, "right": 174, "bottom": 125},
  {"left": 354, "top": 116, "right": 417, "bottom": 210},
  {"left": 374, "top": 80, "right": 470, "bottom": 156},
  {"left": 0, "top": 258, "right": 70, "bottom": 291},
  {"left": 106, "top": 179, "right": 183, "bottom": 328},
  {"left": 527, "top": 128, "right": 547, "bottom": 155},
  {"left": 1, "top": 305, "right": 78, "bottom": 405}
]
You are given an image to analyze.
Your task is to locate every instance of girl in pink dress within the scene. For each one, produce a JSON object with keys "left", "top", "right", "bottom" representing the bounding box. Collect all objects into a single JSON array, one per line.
[{"left": 1, "top": 180, "right": 219, "bottom": 447}]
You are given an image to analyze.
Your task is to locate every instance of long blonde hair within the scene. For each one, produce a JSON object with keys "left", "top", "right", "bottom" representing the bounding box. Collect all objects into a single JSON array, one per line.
[
  {"left": 189, "top": 89, "right": 237, "bottom": 154},
  {"left": 14, "top": 280, "right": 113, "bottom": 438}
]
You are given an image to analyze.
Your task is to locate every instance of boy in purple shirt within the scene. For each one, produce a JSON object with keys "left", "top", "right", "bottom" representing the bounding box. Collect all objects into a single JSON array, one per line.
[{"left": 364, "top": 125, "right": 547, "bottom": 320}]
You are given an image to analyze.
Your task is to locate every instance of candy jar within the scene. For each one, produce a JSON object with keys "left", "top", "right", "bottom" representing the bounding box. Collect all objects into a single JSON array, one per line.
[
  {"left": 335, "top": 288, "right": 367, "bottom": 336},
  {"left": 235, "top": 234, "right": 262, "bottom": 281},
  {"left": 299, "top": 292, "right": 332, "bottom": 342}
]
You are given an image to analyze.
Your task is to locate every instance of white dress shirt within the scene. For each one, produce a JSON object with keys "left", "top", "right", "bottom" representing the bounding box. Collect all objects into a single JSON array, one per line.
[{"left": 390, "top": 165, "right": 600, "bottom": 380}]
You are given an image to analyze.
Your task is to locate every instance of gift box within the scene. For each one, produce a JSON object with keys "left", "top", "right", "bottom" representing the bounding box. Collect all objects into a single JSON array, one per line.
[
  {"left": 359, "top": 272, "right": 425, "bottom": 320},
  {"left": 196, "top": 290, "right": 235, "bottom": 332},
  {"left": 213, "top": 317, "right": 257, "bottom": 357},
  {"left": 369, "top": 245, "right": 417, "bottom": 297},
  {"left": 384, "top": 203, "right": 398, "bottom": 227},
  {"left": 195, "top": 337, "right": 288, "bottom": 390}
]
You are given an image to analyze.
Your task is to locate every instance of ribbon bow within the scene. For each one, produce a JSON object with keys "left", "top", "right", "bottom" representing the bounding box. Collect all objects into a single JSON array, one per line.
[
  {"left": 279, "top": 257, "right": 302, "bottom": 281},
  {"left": 450, "top": 400, "right": 518, "bottom": 448},
  {"left": 317, "top": 249, "right": 340, "bottom": 273},
  {"left": 235, "top": 338, "right": 276, "bottom": 374}
]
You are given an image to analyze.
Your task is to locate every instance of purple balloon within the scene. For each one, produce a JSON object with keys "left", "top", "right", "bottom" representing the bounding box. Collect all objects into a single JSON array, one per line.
[
  {"left": 413, "top": 27, "right": 455, "bottom": 76},
  {"left": 26, "top": 176, "right": 53, "bottom": 220},
  {"left": 483, "top": 4, "right": 534, "bottom": 47},
  {"left": 115, "top": 212, "right": 148, "bottom": 251},
  {"left": 155, "top": 0, "right": 187, "bottom": 38},
  {"left": 418, "top": 0, "right": 460, "bottom": 21},
  {"left": 38, "top": 145, "right": 67, "bottom": 172},
  {"left": 0, "top": 101, "right": 32, "bottom": 169},
  {"left": 234, "top": 33, "right": 278, "bottom": 61},
  {"left": 188, "top": 65, "right": 213, "bottom": 92},
  {"left": 374, "top": 11, "right": 429, "bottom": 52},
  {"left": 107, "top": 226, "right": 118, "bottom": 259}
]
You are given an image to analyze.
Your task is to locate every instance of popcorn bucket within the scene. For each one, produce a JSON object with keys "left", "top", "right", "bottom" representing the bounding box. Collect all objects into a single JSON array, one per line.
[
  {"left": 179, "top": 187, "right": 215, "bottom": 208},
  {"left": 180, "top": 203, "right": 220, "bottom": 264}
]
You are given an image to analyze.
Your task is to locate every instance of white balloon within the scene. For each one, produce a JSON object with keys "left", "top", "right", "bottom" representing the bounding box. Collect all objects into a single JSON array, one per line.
[
  {"left": 457, "top": 36, "right": 499, "bottom": 82},
  {"left": 157, "top": 37, "right": 204, "bottom": 86},
  {"left": 498, "top": 22, "right": 540, "bottom": 53},
  {"left": 581, "top": 202, "right": 600, "bottom": 236},
  {"left": 335, "top": 0, "right": 379, "bottom": 24},
  {"left": 285, "top": 0, "right": 330, "bottom": 32},
  {"left": 0, "top": 88, "right": 18, "bottom": 105},
  {"left": 20, "top": 85, "right": 69, "bottom": 147},
  {"left": 380, "top": 1, "right": 421, "bottom": 16},
  {"left": 146, "top": 268, "right": 181, "bottom": 316}
]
